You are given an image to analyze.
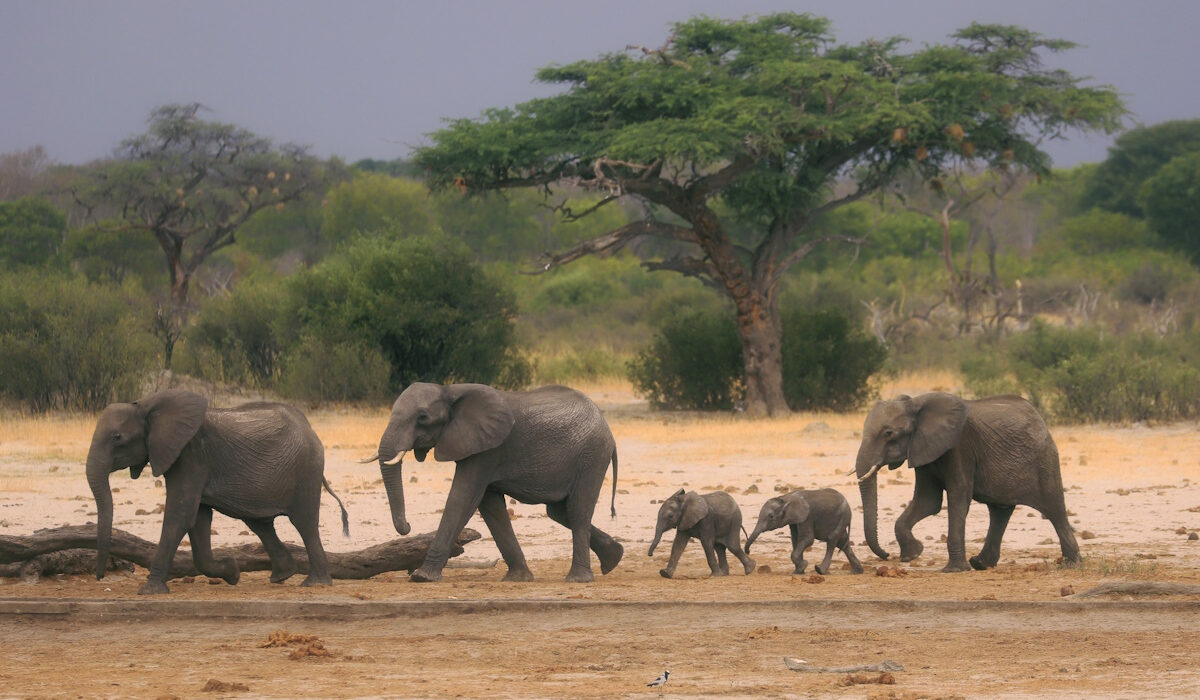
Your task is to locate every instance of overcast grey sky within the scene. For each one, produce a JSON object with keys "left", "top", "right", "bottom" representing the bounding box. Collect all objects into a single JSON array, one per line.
[{"left": 2, "top": 0, "right": 1197, "bottom": 168}]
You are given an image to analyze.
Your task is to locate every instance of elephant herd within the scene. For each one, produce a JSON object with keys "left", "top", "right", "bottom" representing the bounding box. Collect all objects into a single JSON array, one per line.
[{"left": 85, "top": 383, "right": 1081, "bottom": 594}]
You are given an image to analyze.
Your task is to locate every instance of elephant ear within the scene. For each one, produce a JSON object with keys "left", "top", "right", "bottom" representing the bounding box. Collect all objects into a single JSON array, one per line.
[
  {"left": 908, "top": 392, "right": 968, "bottom": 468},
  {"left": 434, "top": 384, "right": 515, "bottom": 463},
  {"left": 135, "top": 390, "right": 207, "bottom": 477},
  {"left": 679, "top": 491, "right": 710, "bottom": 531},
  {"left": 783, "top": 495, "right": 811, "bottom": 525}
]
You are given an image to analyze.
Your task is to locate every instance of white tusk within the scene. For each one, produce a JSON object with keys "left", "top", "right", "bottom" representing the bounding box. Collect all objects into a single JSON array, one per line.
[
  {"left": 381, "top": 450, "right": 407, "bottom": 466},
  {"left": 357, "top": 453, "right": 380, "bottom": 464},
  {"left": 857, "top": 463, "right": 883, "bottom": 483}
]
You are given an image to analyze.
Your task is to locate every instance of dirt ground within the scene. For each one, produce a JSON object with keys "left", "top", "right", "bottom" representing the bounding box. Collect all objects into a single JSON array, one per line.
[{"left": 2, "top": 376, "right": 1199, "bottom": 698}]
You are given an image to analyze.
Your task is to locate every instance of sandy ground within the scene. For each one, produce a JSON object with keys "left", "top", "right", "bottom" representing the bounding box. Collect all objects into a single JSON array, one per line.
[{"left": 2, "top": 377, "right": 1200, "bottom": 698}]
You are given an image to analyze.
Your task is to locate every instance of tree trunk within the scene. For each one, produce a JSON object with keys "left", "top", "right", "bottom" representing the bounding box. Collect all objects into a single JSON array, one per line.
[
  {"left": 0, "top": 525, "right": 481, "bottom": 581},
  {"left": 736, "top": 294, "right": 789, "bottom": 417}
]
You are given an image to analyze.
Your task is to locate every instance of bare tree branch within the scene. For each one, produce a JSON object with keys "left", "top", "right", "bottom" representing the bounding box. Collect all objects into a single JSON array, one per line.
[{"left": 524, "top": 220, "right": 698, "bottom": 274}]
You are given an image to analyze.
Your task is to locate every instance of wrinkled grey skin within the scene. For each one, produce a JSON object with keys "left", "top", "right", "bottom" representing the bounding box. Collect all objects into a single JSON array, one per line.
[
  {"left": 86, "top": 390, "right": 347, "bottom": 595},
  {"left": 648, "top": 489, "right": 755, "bottom": 579},
  {"left": 855, "top": 393, "right": 1080, "bottom": 573},
  {"left": 745, "top": 489, "right": 864, "bottom": 575},
  {"left": 374, "top": 383, "right": 622, "bottom": 583}
]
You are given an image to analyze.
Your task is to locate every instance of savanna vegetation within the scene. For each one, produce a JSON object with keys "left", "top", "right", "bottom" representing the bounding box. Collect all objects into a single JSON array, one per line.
[{"left": 1, "top": 13, "right": 1198, "bottom": 423}]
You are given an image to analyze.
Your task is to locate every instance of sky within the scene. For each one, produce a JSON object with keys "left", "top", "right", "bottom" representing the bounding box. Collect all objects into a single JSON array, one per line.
[{"left": 2, "top": 0, "right": 1198, "bottom": 169}]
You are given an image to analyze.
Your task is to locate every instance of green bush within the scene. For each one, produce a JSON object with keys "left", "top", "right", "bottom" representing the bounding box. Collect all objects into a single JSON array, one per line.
[
  {"left": 178, "top": 278, "right": 287, "bottom": 388},
  {"left": 627, "top": 309, "right": 743, "bottom": 410},
  {"left": 0, "top": 272, "right": 155, "bottom": 411},
  {"left": 284, "top": 234, "right": 527, "bottom": 392},
  {"left": 781, "top": 308, "right": 888, "bottom": 411},
  {"left": 961, "top": 321, "right": 1200, "bottom": 422},
  {"left": 275, "top": 336, "right": 392, "bottom": 404},
  {"left": 628, "top": 306, "right": 887, "bottom": 412}
]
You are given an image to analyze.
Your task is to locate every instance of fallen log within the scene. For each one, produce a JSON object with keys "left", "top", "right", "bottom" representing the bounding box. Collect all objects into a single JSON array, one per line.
[
  {"left": 0, "top": 525, "right": 481, "bottom": 581},
  {"left": 1070, "top": 581, "right": 1200, "bottom": 598}
]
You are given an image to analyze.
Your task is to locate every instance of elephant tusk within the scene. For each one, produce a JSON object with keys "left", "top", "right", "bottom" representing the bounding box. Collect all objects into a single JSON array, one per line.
[
  {"left": 857, "top": 463, "right": 883, "bottom": 483},
  {"left": 358, "top": 453, "right": 380, "bottom": 464},
  {"left": 381, "top": 450, "right": 406, "bottom": 466}
]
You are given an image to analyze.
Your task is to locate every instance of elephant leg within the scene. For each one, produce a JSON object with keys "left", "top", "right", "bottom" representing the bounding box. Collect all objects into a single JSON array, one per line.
[
  {"left": 187, "top": 505, "right": 238, "bottom": 585},
  {"left": 546, "top": 502, "right": 624, "bottom": 575},
  {"left": 412, "top": 471, "right": 487, "bottom": 583},
  {"left": 479, "top": 491, "right": 533, "bottom": 582},
  {"left": 1043, "top": 503, "right": 1081, "bottom": 566},
  {"left": 941, "top": 485, "right": 973, "bottom": 573},
  {"left": 970, "top": 504, "right": 1015, "bottom": 570},
  {"left": 839, "top": 528, "right": 865, "bottom": 574},
  {"left": 563, "top": 492, "right": 600, "bottom": 583},
  {"left": 140, "top": 471, "right": 206, "bottom": 595},
  {"left": 791, "top": 525, "right": 815, "bottom": 575},
  {"left": 814, "top": 539, "right": 836, "bottom": 576},
  {"left": 243, "top": 516, "right": 296, "bottom": 583},
  {"left": 725, "top": 536, "right": 755, "bottom": 575},
  {"left": 715, "top": 543, "right": 730, "bottom": 576},
  {"left": 660, "top": 531, "right": 690, "bottom": 579},
  {"left": 896, "top": 470, "right": 943, "bottom": 561},
  {"left": 701, "top": 538, "right": 724, "bottom": 577},
  {"left": 289, "top": 508, "right": 333, "bottom": 587}
]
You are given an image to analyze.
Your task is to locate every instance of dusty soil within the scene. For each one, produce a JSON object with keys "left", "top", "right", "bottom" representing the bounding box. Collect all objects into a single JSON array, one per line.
[{"left": 2, "top": 377, "right": 1200, "bottom": 697}]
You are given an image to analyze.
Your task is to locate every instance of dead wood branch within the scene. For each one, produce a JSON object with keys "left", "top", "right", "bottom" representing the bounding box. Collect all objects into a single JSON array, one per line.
[
  {"left": 0, "top": 525, "right": 481, "bottom": 581},
  {"left": 784, "top": 658, "right": 905, "bottom": 673},
  {"left": 1070, "top": 581, "right": 1200, "bottom": 598}
]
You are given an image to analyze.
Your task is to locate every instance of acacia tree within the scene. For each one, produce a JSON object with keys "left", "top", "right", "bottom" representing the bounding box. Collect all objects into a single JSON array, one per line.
[
  {"left": 415, "top": 14, "right": 1124, "bottom": 415},
  {"left": 80, "top": 104, "right": 331, "bottom": 305}
]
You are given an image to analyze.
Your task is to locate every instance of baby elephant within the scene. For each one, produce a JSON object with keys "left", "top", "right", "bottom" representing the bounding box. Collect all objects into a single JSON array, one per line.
[
  {"left": 746, "top": 489, "right": 864, "bottom": 575},
  {"left": 648, "top": 489, "right": 755, "bottom": 579}
]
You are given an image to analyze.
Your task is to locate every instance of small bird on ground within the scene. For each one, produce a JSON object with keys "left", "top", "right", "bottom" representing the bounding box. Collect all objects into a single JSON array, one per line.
[{"left": 647, "top": 669, "right": 669, "bottom": 693}]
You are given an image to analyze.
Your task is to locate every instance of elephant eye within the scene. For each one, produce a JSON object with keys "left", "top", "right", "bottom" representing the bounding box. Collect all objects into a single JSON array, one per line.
[
  {"left": 111, "top": 431, "right": 122, "bottom": 442},
  {"left": 416, "top": 410, "right": 431, "bottom": 425}
]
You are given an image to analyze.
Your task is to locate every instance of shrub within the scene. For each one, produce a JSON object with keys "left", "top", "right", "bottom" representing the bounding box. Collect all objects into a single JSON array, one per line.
[
  {"left": 179, "top": 278, "right": 286, "bottom": 387},
  {"left": 781, "top": 308, "right": 888, "bottom": 411},
  {"left": 960, "top": 320, "right": 1200, "bottom": 422},
  {"left": 275, "top": 336, "right": 392, "bottom": 403},
  {"left": 627, "top": 309, "right": 743, "bottom": 410},
  {"left": 628, "top": 306, "right": 887, "bottom": 412},
  {"left": 284, "top": 234, "right": 527, "bottom": 392},
  {"left": 0, "top": 272, "right": 155, "bottom": 411}
]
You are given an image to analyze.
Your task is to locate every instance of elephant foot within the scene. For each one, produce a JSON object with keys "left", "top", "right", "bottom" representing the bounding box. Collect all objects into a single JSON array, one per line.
[
  {"left": 300, "top": 573, "right": 333, "bottom": 587},
  {"left": 138, "top": 579, "right": 169, "bottom": 595},
  {"left": 502, "top": 567, "right": 535, "bottom": 582},
  {"left": 710, "top": 568, "right": 728, "bottom": 577},
  {"left": 743, "top": 559, "right": 756, "bottom": 575},
  {"left": 941, "top": 560, "right": 971, "bottom": 573},
  {"left": 969, "top": 554, "right": 996, "bottom": 571},
  {"left": 410, "top": 567, "right": 444, "bottom": 583},
  {"left": 813, "top": 564, "right": 829, "bottom": 576},
  {"left": 898, "top": 542, "right": 924, "bottom": 562},
  {"left": 792, "top": 562, "right": 807, "bottom": 575},
  {"left": 598, "top": 541, "right": 624, "bottom": 575},
  {"left": 659, "top": 569, "right": 674, "bottom": 579},
  {"left": 849, "top": 562, "right": 865, "bottom": 575},
  {"left": 564, "top": 566, "right": 594, "bottom": 583},
  {"left": 269, "top": 561, "right": 297, "bottom": 584}
]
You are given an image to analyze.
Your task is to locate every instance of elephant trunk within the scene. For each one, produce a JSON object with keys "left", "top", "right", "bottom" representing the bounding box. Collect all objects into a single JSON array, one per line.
[
  {"left": 380, "top": 461, "right": 411, "bottom": 536},
  {"left": 745, "top": 522, "right": 766, "bottom": 553},
  {"left": 86, "top": 448, "right": 113, "bottom": 580},
  {"left": 648, "top": 521, "right": 667, "bottom": 556},
  {"left": 856, "top": 450, "right": 890, "bottom": 560}
]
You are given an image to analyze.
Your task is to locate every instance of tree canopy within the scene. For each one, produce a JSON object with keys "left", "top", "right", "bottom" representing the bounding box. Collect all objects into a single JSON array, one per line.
[
  {"left": 415, "top": 13, "right": 1125, "bottom": 415},
  {"left": 1081, "top": 119, "right": 1200, "bottom": 217}
]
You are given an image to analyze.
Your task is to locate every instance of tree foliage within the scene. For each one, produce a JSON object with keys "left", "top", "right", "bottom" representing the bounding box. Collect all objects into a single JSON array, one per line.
[
  {"left": 0, "top": 197, "right": 66, "bottom": 268},
  {"left": 1139, "top": 151, "right": 1200, "bottom": 261},
  {"left": 1081, "top": 119, "right": 1200, "bottom": 217},
  {"left": 76, "top": 103, "right": 333, "bottom": 303},
  {"left": 415, "top": 13, "right": 1125, "bottom": 415}
]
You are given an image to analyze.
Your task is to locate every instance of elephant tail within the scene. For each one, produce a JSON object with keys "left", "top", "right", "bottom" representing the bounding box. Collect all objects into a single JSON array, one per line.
[
  {"left": 610, "top": 448, "right": 618, "bottom": 519},
  {"left": 323, "top": 477, "right": 350, "bottom": 537}
]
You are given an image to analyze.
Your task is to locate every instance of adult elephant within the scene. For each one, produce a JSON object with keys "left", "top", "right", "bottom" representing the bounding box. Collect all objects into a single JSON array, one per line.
[
  {"left": 86, "top": 390, "right": 348, "bottom": 594},
  {"left": 368, "top": 382, "right": 622, "bottom": 583},
  {"left": 854, "top": 392, "right": 1079, "bottom": 572}
]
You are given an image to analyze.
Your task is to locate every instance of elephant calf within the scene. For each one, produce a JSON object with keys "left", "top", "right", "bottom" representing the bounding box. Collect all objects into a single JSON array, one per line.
[
  {"left": 746, "top": 489, "right": 864, "bottom": 575},
  {"left": 649, "top": 489, "right": 755, "bottom": 579}
]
